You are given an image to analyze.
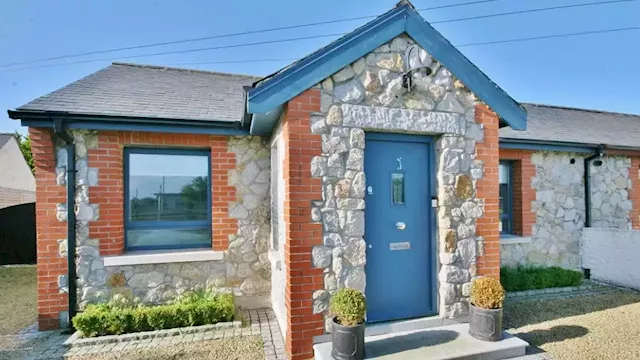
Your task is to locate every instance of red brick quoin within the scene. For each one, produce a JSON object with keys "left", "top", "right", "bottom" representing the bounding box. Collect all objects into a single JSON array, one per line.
[
  {"left": 474, "top": 104, "right": 501, "bottom": 279},
  {"left": 31, "top": 129, "right": 237, "bottom": 330},
  {"left": 30, "top": 128, "right": 68, "bottom": 330},
  {"left": 281, "top": 89, "right": 324, "bottom": 360}
]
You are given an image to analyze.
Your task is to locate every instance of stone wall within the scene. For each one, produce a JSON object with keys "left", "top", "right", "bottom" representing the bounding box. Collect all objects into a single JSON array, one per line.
[
  {"left": 55, "top": 131, "right": 272, "bottom": 310},
  {"left": 306, "top": 34, "right": 486, "bottom": 332},
  {"left": 501, "top": 153, "right": 631, "bottom": 269}
]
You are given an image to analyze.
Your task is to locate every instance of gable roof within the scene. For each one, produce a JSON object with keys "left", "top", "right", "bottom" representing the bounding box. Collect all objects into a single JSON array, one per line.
[
  {"left": 0, "top": 134, "right": 13, "bottom": 149},
  {"left": 500, "top": 104, "right": 640, "bottom": 150},
  {"left": 16, "top": 63, "right": 259, "bottom": 123},
  {"left": 246, "top": 0, "right": 526, "bottom": 135}
]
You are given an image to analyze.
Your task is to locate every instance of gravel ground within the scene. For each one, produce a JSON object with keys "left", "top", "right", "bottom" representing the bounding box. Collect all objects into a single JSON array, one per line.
[
  {"left": 67, "top": 336, "right": 265, "bottom": 360},
  {"left": 504, "top": 290, "right": 640, "bottom": 360},
  {"left": 0, "top": 265, "right": 37, "bottom": 335}
]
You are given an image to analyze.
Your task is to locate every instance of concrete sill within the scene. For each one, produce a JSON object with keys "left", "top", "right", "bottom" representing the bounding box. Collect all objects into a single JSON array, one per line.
[
  {"left": 103, "top": 249, "right": 224, "bottom": 267},
  {"left": 500, "top": 236, "right": 532, "bottom": 245}
]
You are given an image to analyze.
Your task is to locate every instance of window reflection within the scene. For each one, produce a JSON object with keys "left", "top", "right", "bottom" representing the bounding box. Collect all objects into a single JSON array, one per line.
[
  {"left": 126, "top": 150, "right": 210, "bottom": 250},
  {"left": 128, "top": 153, "right": 209, "bottom": 222},
  {"left": 392, "top": 173, "right": 405, "bottom": 205}
]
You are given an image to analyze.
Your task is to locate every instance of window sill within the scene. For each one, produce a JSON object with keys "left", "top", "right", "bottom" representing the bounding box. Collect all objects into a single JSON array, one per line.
[
  {"left": 103, "top": 249, "right": 224, "bottom": 267},
  {"left": 500, "top": 235, "right": 532, "bottom": 245}
]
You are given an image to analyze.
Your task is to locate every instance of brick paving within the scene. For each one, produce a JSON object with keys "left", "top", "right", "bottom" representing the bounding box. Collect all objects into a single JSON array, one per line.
[{"left": 0, "top": 309, "right": 287, "bottom": 360}]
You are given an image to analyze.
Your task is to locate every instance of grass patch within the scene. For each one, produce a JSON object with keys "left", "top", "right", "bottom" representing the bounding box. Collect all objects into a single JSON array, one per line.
[
  {"left": 501, "top": 266, "right": 583, "bottom": 292},
  {"left": 0, "top": 265, "right": 36, "bottom": 334},
  {"left": 73, "top": 291, "right": 235, "bottom": 337},
  {"left": 67, "top": 335, "right": 265, "bottom": 360}
]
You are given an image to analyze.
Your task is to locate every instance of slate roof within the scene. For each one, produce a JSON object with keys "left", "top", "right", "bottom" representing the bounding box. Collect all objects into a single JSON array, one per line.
[
  {"left": 0, "top": 134, "right": 13, "bottom": 149},
  {"left": 17, "top": 63, "right": 261, "bottom": 123},
  {"left": 500, "top": 104, "right": 640, "bottom": 149}
]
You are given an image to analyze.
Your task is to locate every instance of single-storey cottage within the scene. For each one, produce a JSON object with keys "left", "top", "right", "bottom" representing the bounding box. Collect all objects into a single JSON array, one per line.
[{"left": 8, "top": 1, "right": 640, "bottom": 359}]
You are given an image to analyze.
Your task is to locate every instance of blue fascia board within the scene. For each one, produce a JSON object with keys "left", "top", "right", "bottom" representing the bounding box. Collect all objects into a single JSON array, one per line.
[
  {"left": 249, "top": 105, "right": 284, "bottom": 136},
  {"left": 404, "top": 11, "right": 526, "bottom": 130},
  {"left": 21, "top": 119, "right": 250, "bottom": 136},
  {"left": 499, "top": 140, "right": 596, "bottom": 153},
  {"left": 247, "top": 4, "right": 527, "bottom": 134},
  {"left": 247, "top": 5, "right": 408, "bottom": 115}
]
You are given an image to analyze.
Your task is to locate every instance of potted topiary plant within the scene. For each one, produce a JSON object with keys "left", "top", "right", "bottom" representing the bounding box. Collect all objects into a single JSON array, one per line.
[
  {"left": 330, "top": 288, "right": 366, "bottom": 360},
  {"left": 469, "top": 276, "right": 506, "bottom": 341}
]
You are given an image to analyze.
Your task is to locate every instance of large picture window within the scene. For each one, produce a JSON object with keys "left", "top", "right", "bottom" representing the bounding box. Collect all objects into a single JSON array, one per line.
[
  {"left": 125, "top": 148, "right": 211, "bottom": 250},
  {"left": 499, "top": 161, "right": 513, "bottom": 234}
]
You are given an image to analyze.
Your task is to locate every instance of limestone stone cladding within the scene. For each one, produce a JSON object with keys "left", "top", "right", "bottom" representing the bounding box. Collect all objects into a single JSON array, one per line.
[
  {"left": 307, "top": 34, "right": 495, "bottom": 331},
  {"left": 52, "top": 131, "right": 272, "bottom": 314},
  {"left": 501, "top": 152, "right": 633, "bottom": 269}
]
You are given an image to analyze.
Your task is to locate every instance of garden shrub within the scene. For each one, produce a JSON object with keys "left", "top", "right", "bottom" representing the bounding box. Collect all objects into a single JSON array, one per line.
[
  {"left": 72, "top": 291, "right": 235, "bottom": 337},
  {"left": 330, "top": 288, "right": 366, "bottom": 326},
  {"left": 500, "top": 265, "right": 583, "bottom": 292},
  {"left": 470, "top": 276, "right": 505, "bottom": 309}
]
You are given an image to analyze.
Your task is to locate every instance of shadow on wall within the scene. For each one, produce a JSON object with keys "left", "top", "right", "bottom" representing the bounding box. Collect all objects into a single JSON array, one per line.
[
  {"left": 518, "top": 325, "right": 588, "bottom": 353},
  {"left": 503, "top": 290, "right": 640, "bottom": 328},
  {"left": 0, "top": 203, "right": 36, "bottom": 265},
  {"left": 365, "top": 330, "right": 459, "bottom": 357}
]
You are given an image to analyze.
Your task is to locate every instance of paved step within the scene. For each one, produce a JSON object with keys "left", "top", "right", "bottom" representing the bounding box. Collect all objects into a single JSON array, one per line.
[{"left": 314, "top": 323, "right": 528, "bottom": 360}]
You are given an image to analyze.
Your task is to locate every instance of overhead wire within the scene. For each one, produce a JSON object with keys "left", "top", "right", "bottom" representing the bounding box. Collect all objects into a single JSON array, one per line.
[{"left": 0, "top": 0, "right": 636, "bottom": 73}]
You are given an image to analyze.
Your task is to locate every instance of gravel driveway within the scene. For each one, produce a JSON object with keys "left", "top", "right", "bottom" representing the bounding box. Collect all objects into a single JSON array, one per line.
[{"left": 504, "top": 290, "right": 640, "bottom": 360}]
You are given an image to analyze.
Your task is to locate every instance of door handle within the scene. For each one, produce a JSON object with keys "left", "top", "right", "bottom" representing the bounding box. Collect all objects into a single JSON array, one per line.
[{"left": 396, "top": 222, "right": 406, "bottom": 230}]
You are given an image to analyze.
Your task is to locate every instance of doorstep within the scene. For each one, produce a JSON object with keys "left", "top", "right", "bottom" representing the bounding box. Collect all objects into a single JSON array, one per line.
[
  {"left": 314, "top": 323, "right": 529, "bottom": 360},
  {"left": 313, "top": 315, "right": 465, "bottom": 344}
]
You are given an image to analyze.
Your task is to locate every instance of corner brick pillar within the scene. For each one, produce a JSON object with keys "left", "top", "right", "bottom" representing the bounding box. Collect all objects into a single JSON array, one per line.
[
  {"left": 30, "top": 127, "right": 68, "bottom": 330},
  {"left": 281, "top": 89, "right": 325, "bottom": 359},
  {"left": 474, "top": 104, "right": 501, "bottom": 278}
]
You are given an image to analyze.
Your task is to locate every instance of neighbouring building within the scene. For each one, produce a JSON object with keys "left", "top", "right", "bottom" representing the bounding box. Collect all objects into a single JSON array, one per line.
[
  {"left": 499, "top": 104, "right": 640, "bottom": 269},
  {"left": 8, "top": 1, "right": 640, "bottom": 359},
  {"left": 0, "top": 133, "right": 35, "bottom": 208}
]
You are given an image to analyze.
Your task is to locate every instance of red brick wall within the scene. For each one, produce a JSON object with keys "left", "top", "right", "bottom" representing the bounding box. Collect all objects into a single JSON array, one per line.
[
  {"left": 30, "top": 128, "right": 68, "bottom": 330},
  {"left": 474, "top": 104, "right": 501, "bottom": 278},
  {"left": 89, "top": 132, "right": 236, "bottom": 256},
  {"left": 499, "top": 149, "right": 536, "bottom": 236},
  {"left": 281, "top": 89, "right": 324, "bottom": 360}
]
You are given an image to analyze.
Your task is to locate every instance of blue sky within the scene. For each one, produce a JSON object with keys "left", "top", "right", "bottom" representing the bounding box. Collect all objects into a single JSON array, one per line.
[{"left": 1, "top": 0, "right": 639, "bottom": 134}]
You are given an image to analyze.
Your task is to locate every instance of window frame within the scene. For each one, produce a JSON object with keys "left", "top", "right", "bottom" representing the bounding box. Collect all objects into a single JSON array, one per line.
[
  {"left": 124, "top": 147, "right": 212, "bottom": 251},
  {"left": 499, "top": 160, "right": 514, "bottom": 235}
]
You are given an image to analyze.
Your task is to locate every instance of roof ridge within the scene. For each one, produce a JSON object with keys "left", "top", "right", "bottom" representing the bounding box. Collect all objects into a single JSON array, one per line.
[
  {"left": 524, "top": 102, "right": 640, "bottom": 118},
  {"left": 111, "top": 62, "right": 262, "bottom": 79}
]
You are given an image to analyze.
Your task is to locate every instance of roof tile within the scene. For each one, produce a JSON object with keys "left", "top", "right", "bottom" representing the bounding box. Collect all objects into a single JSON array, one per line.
[{"left": 17, "top": 63, "right": 260, "bottom": 123}]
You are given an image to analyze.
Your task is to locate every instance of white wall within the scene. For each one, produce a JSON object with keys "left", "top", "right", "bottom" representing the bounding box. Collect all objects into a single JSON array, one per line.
[
  {"left": 269, "top": 124, "right": 287, "bottom": 340},
  {"left": 581, "top": 228, "right": 640, "bottom": 290},
  {"left": 0, "top": 137, "right": 35, "bottom": 191}
]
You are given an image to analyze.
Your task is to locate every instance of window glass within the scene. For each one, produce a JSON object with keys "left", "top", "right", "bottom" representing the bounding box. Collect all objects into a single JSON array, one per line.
[
  {"left": 126, "top": 150, "right": 210, "bottom": 250},
  {"left": 391, "top": 173, "right": 405, "bottom": 204},
  {"left": 499, "top": 162, "right": 512, "bottom": 234}
]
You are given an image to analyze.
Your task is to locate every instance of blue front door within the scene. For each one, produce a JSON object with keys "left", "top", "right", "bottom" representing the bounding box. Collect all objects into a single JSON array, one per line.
[{"left": 364, "top": 133, "right": 434, "bottom": 323}]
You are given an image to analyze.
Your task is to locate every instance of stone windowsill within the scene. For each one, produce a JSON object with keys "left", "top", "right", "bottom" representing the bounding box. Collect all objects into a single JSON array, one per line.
[
  {"left": 103, "top": 249, "right": 224, "bottom": 267},
  {"left": 500, "top": 235, "right": 532, "bottom": 245}
]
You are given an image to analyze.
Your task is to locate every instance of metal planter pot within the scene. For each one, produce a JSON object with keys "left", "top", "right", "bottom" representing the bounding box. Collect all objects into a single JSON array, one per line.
[
  {"left": 331, "top": 317, "right": 365, "bottom": 360},
  {"left": 469, "top": 304, "right": 503, "bottom": 342}
]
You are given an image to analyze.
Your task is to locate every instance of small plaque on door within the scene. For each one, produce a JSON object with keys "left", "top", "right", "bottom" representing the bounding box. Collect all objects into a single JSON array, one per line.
[{"left": 389, "top": 242, "right": 410, "bottom": 251}]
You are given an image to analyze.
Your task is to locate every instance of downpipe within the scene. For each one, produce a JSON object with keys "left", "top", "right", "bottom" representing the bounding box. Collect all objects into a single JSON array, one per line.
[{"left": 584, "top": 146, "right": 604, "bottom": 228}]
